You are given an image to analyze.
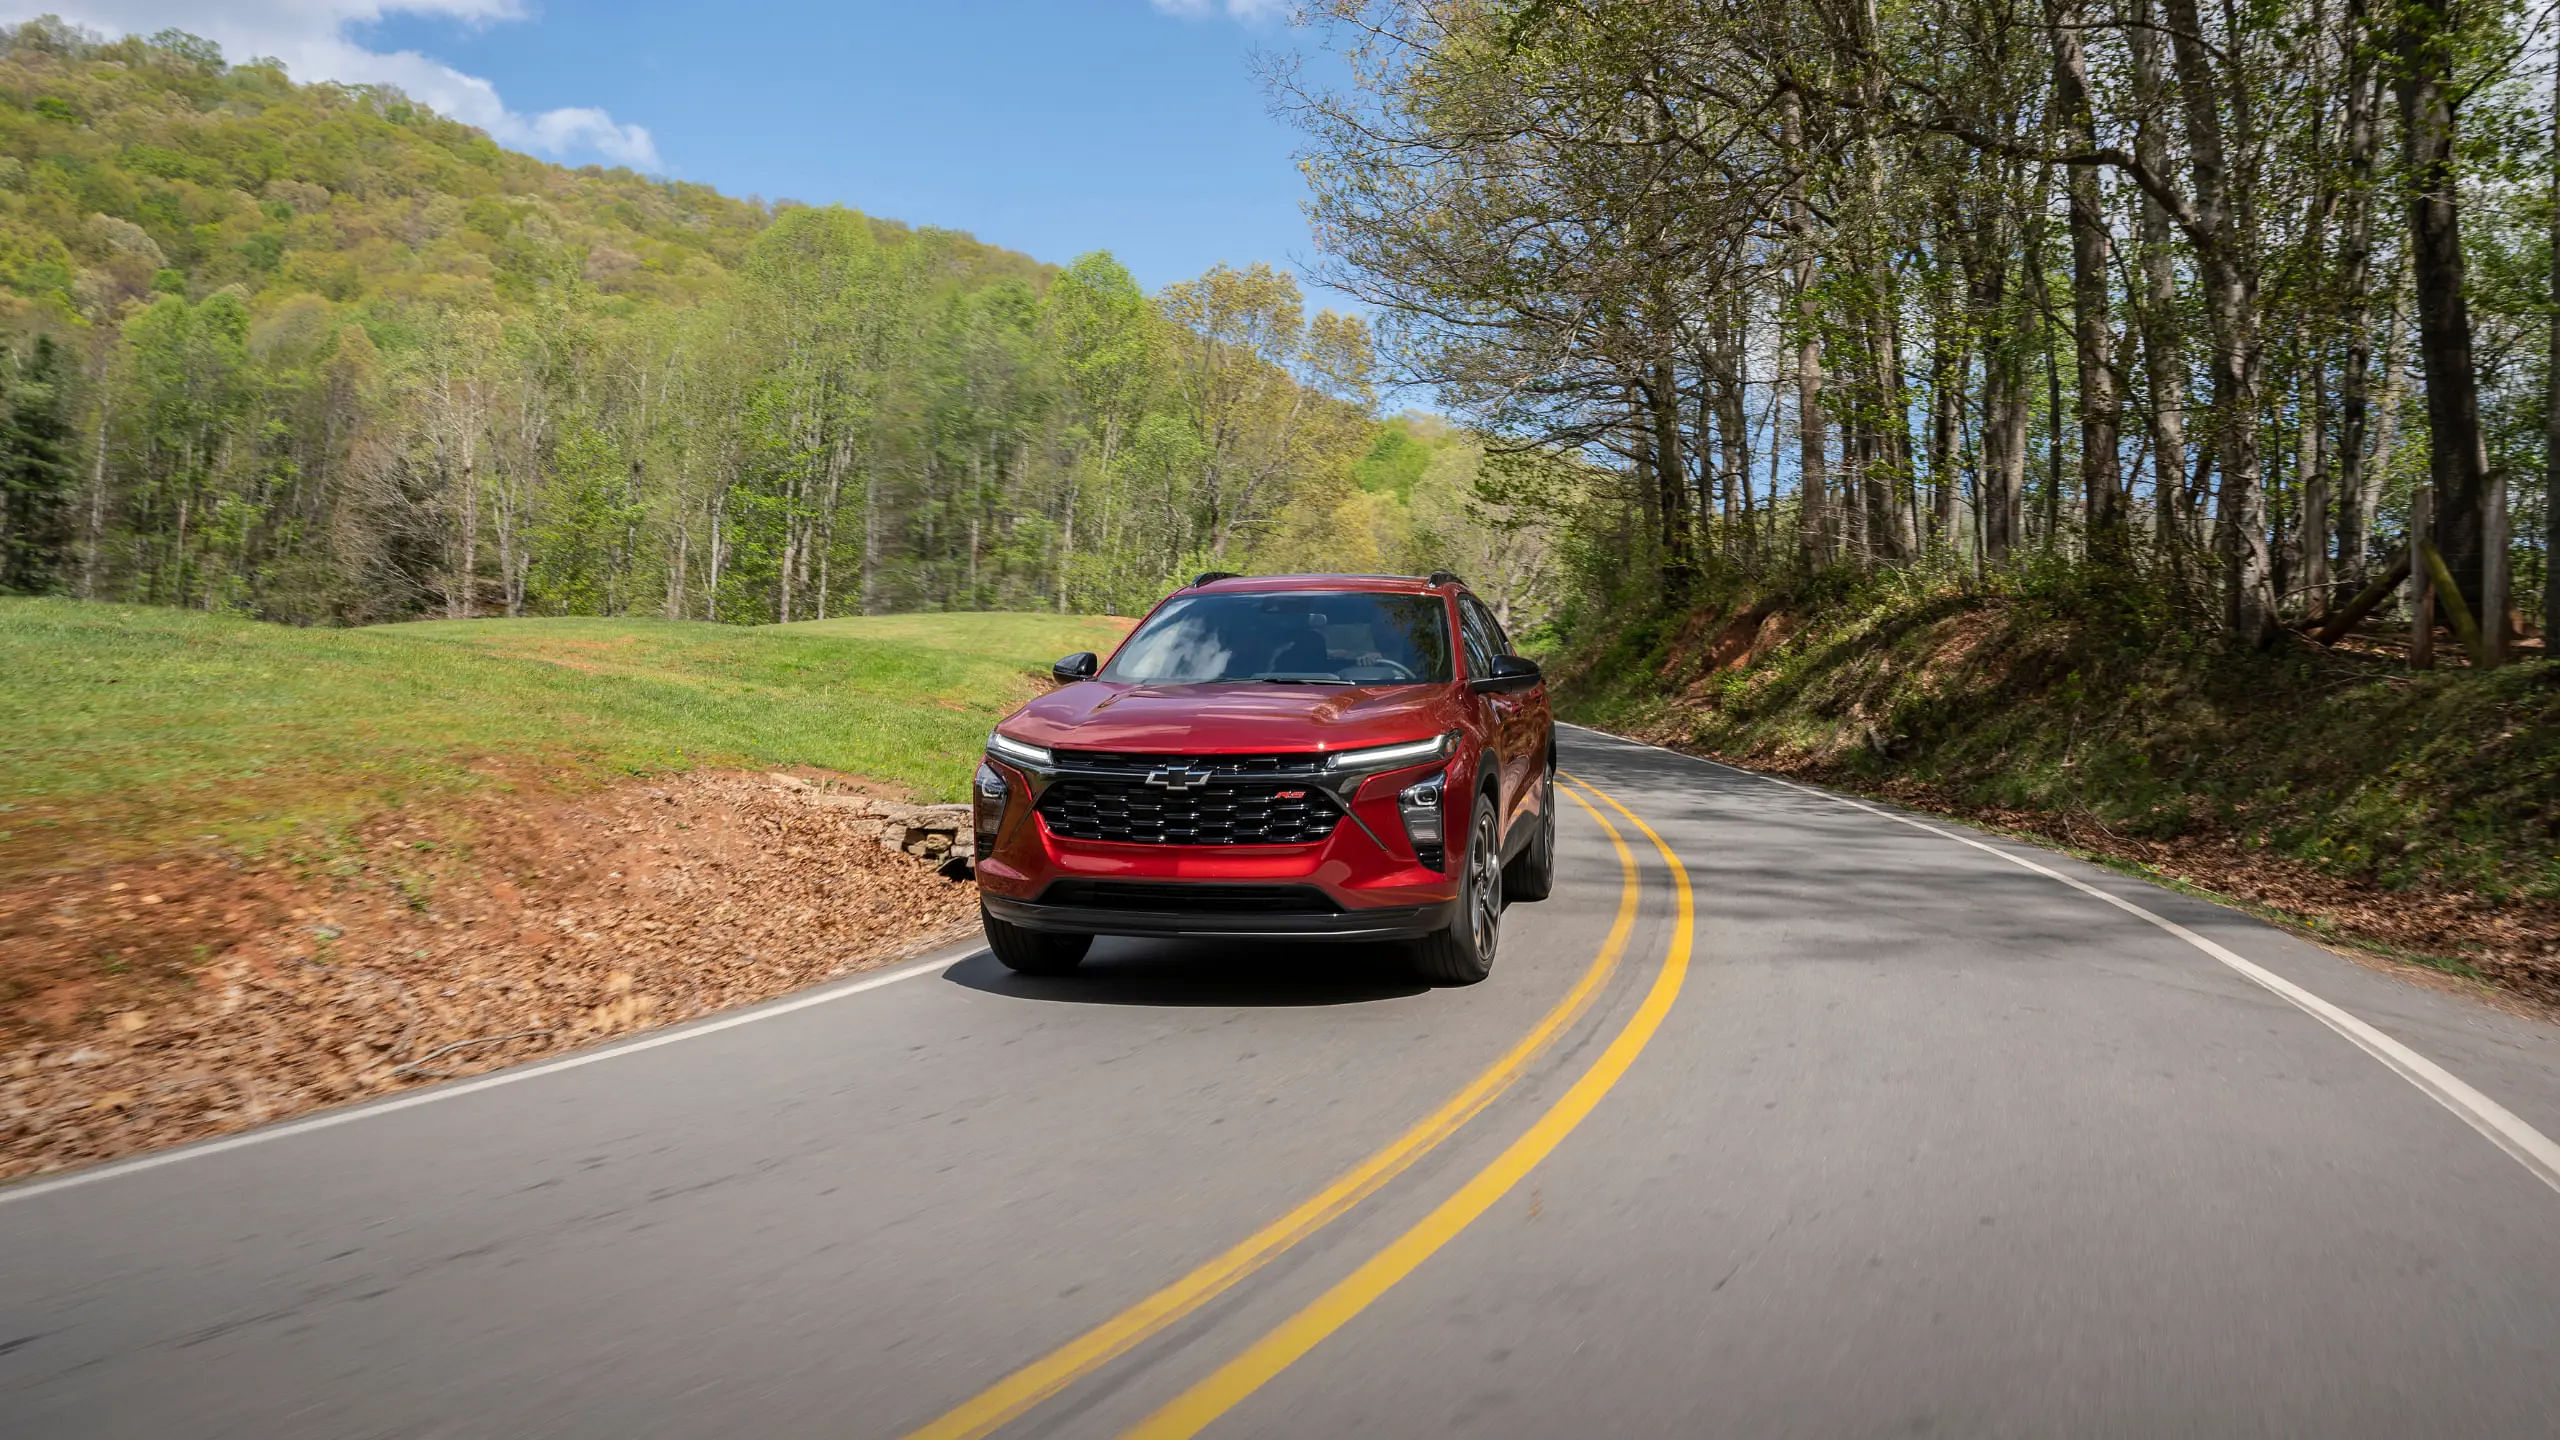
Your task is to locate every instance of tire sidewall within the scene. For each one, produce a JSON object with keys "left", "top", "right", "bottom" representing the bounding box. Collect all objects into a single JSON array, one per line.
[{"left": 1462, "top": 790, "right": 1502, "bottom": 969}]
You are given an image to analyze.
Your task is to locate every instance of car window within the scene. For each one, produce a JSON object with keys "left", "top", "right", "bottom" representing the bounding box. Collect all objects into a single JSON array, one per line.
[
  {"left": 1456, "top": 597, "right": 1498, "bottom": 676},
  {"left": 1102, "top": 591, "right": 1453, "bottom": 684},
  {"left": 1462, "top": 595, "right": 1512, "bottom": 659}
]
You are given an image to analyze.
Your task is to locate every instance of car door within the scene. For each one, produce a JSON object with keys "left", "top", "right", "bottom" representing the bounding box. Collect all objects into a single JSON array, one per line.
[{"left": 1460, "top": 594, "right": 1535, "bottom": 834}]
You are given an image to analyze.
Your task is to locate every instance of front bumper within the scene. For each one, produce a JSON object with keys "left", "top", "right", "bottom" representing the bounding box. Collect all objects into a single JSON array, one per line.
[
  {"left": 984, "top": 893, "right": 1455, "bottom": 941},
  {"left": 973, "top": 748, "right": 1473, "bottom": 939}
]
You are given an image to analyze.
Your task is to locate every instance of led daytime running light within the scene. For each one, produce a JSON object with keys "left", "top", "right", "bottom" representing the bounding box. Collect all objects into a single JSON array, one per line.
[
  {"left": 1326, "top": 731, "right": 1455, "bottom": 771},
  {"left": 987, "top": 730, "right": 1053, "bottom": 767}
]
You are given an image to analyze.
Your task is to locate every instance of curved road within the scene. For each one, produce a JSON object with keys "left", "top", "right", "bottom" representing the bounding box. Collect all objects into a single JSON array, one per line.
[{"left": 6, "top": 726, "right": 2560, "bottom": 1437}]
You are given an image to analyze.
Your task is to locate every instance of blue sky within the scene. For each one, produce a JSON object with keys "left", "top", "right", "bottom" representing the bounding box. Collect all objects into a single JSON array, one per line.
[{"left": 25, "top": 1, "right": 1339, "bottom": 297}]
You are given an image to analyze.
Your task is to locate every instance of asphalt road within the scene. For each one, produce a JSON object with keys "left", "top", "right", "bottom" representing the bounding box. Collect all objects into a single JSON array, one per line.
[{"left": 6, "top": 725, "right": 2559, "bottom": 1438}]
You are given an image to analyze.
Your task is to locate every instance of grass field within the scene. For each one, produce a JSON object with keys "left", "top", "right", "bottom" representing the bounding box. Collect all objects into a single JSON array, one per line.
[{"left": 0, "top": 600, "right": 1127, "bottom": 879}]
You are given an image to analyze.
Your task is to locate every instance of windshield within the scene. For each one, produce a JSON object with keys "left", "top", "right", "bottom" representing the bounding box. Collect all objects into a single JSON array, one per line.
[{"left": 1102, "top": 591, "right": 1453, "bottom": 685}]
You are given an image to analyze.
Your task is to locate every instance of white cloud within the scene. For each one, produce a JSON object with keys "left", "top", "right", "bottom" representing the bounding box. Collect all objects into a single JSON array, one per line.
[
  {"left": 10, "top": 1, "right": 660, "bottom": 169},
  {"left": 1150, "top": 0, "right": 1293, "bottom": 21}
]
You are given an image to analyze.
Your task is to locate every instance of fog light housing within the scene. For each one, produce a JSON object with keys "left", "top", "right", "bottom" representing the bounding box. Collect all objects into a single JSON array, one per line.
[
  {"left": 973, "top": 763, "right": 1008, "bottom": 860},
  {"left": 1397, "top": 771, "right": 1447, "bottom": 870}
]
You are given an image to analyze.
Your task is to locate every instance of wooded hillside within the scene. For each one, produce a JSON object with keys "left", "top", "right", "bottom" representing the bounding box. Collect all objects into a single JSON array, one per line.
[{"left": 0, "top": 19, "right": 1551, "bottom": 627}]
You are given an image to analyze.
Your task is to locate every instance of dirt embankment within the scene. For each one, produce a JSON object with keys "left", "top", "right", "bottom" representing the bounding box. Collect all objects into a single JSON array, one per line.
[{"left": 1, "top": 772, "right": 980, "bottom": 1182}]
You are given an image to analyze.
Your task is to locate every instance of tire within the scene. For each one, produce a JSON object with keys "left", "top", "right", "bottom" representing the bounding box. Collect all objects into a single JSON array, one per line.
[
  {"left": 1503, "top": 766, "right": 1557, "bottom": 903},
  {"left": 1410, "top": 790, "right": 1501, "bottom": 986},
  {"left": 982, "top": 906, "right": 1092, "bottom": 976}
]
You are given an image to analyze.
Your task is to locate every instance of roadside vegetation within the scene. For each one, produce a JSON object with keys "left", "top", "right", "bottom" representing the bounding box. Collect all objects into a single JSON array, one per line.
[
  {"left": 0, "top": 598, "right": 1125, "bottom": 878},
  {"left": 1553, "top": 568, "right": 2560, "bottom": 1000},
  {"left": 0, "top": 601, "right": 1130, "bottom": 1178}
]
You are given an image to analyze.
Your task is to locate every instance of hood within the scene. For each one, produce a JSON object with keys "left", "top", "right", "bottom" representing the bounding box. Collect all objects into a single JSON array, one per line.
[{"left": 1002, "top": 681, "right": 1464, "bottom": 756}]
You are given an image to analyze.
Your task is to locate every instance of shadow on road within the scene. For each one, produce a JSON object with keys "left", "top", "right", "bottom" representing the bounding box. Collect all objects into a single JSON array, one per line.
[{"left": 942, "top": 942, "right": 1427, "bottom": 1007}]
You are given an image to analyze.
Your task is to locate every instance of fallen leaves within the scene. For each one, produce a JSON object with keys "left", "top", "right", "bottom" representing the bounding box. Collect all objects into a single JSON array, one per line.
[{"left": 0, "top": 769, "right": 979, "bottom": 1181}]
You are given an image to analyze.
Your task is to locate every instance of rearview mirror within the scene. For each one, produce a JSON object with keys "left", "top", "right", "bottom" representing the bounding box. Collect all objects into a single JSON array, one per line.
[
  {"left": 1470, "top": 653, "right": 1541, "bottom": 694},
  {"left": 1052, "top": 652, "right": 1099, "bottom": 683}
]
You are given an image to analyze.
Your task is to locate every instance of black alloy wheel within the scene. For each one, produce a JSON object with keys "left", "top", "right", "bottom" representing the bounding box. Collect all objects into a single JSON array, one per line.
[{"left": 1410, "top": 790, "right": 1499, "bottom": 985}]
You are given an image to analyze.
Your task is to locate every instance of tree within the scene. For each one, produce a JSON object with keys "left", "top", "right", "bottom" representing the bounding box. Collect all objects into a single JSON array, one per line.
[{"left": 0, "top": 336, "right": 76, "bottom": 592}]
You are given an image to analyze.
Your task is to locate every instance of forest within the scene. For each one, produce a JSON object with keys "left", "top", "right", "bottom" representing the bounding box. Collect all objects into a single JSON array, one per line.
[
  {"left": 1288, "top": 0, "right": 2560, "bottom": 664},
  {"left": 0, "top": 20, "right": 1554, "bottom": 628}
]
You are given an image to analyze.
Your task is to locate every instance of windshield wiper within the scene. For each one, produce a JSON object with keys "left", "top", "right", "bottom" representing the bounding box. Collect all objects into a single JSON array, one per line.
[{"left": 1251, "top": 675, "right": 1350, "bottom": 685}]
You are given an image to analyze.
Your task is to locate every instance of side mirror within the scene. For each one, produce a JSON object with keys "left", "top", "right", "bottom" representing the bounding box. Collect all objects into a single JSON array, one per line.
[
  {"left": 1470, "top": 653, "right": 1542, "bottom": 694},
  {"left": 1052, "top": 652, "right": 1099, "bottom": 683}
]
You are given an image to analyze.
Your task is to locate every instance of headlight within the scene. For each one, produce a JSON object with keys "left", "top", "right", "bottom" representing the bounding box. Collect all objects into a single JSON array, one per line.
[
  {"left": 987, "top": 730, "right": 1053, "bottom": 767},
  {"left": 1326, "top": 732, "right": 1455, "bottom": 772},
  {"left": 972, "top": 763, "right": 1008, "bottom": 860}
]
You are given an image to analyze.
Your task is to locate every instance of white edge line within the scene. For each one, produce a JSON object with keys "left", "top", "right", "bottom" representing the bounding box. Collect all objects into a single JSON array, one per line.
[
  {"left": 0, "top": 940, "right": 978, "bottom": 1207},
  {"left": 1557, "top": 723, "right": 2560, "bottom": 1198}
]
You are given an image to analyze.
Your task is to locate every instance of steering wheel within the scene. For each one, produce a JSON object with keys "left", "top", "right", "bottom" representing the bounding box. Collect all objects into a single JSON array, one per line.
[{"left": 1354, "top": 653, "right": 1419, "bottom": 681}]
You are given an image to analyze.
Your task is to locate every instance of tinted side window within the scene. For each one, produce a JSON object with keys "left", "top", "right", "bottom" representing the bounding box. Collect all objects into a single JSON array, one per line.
[
  {"left": 1456, "top": 597, "right": 1498, "bottom": 676},
  {"left": 1468, "top": 596, "right": 1514, "bottom": 656}
]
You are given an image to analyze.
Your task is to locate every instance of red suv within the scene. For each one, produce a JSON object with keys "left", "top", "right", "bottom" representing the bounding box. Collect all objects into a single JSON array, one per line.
[{"left": 971, "top": 572, "right": 1557, "bottom": 984}]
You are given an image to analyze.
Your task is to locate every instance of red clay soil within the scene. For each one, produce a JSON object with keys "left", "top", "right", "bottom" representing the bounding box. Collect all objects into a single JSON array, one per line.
[
  {"left": 1629, "top": 729, "right": 2560, "bottom": 1013},
  {"left": 0, "top": 771, "right": 980, "bottom": 1182}
]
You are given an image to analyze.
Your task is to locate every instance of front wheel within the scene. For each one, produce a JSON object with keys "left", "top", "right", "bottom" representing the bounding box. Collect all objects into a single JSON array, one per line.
[
  {"left": 1410, "top": 791, "right": 1501, "bottom": 986},
  {"left": 982, "top": 906, "right": 1092, "bottom": 976},
  {"left": 1503, "top": 767, "right": 1557, "bottom": 903}
]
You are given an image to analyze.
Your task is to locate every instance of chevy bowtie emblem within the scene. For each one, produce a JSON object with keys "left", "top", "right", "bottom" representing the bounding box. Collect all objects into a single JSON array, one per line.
[{"left": 1144, "top": 767, "right": 1218, "bottom": 790}]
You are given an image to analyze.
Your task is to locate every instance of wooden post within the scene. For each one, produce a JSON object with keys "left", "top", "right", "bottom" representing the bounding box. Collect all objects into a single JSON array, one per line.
[
  {"left": 2481, "top": 466, "right": 2508, "bottom": 666},
  {"left": 2421, "top": 541, "right": 2490, "bottom": 666},
  {"left": 2410, "top": 482, "right": 2435, "bottom": 668}
]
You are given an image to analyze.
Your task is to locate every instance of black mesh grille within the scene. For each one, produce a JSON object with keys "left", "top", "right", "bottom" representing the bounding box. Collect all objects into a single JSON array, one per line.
[
  {"left": 1037, "top": 778, "right": 1340, "bottom": 846},
  {"left": 1038, "top": 881, "right": 1339, "bottom": 914}
]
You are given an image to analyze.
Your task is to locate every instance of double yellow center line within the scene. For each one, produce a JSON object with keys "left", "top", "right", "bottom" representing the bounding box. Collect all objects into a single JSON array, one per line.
[{"left": 904, "top": 773, "right": 1691, "bottom": 1440}]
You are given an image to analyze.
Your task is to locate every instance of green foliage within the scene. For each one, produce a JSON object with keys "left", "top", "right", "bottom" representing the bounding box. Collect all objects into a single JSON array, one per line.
[
  {"left": 0, "top": 332, "right": 72, "bottom": 589},
  {"left": 1352, "top": 419, "right": 1432, "bottom": 501},
  {"left": 0, "top": 596, "right": 1129, "bottom": 878}
]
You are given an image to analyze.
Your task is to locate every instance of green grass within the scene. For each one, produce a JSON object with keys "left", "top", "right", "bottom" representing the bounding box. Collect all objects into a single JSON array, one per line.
[{"left": 0, "top": 599, "right": 1126, "bottom": 878}]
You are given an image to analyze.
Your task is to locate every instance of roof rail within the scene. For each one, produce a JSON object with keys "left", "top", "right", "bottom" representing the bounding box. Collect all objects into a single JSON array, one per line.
[
  {"left": 1425, "top": 570, "right": 1465, "bottom": 588},
  {"left": 1191, "top": 570, "right": 1243, "bottom": 587}
]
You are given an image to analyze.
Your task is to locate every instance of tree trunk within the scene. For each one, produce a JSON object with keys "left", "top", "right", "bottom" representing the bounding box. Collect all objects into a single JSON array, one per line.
[
  {"left": 2050, "top": 0, "right": 2124, "bottom": 554},
  {"left": 2396, "top": 0, "right": 2492, "bottom": 623},
  {"left": 2547, "top": 32, "right": 2560, "bottom": 645},
  {"left": 1781, "top": 88, "right": 1830, "bottom": 566},
  {"left": 1648, "top": 357, "right": 1693, "bottom": 589},
  {"left": 2130, "top": 0, "right": 2194, "bottom": 552},
  {"left": 2334, "top": 4, "right": 2383, "bottom": 594},
  {"left": 79, "top": 363, "right": 110, "bottom": 600},
  {"left": 2299, "top": 362, "right": 2330, "bottom": 619},
  {"left": 2163, "top": 0, "right": 2277, "bottom": 640},
  {"left": 2409, "top": 478, "right": 2436, "bottom": 668}
]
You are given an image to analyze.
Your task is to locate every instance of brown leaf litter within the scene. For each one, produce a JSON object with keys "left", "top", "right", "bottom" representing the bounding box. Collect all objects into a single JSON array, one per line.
[{"left": 0, "top": 770, "right": 981, "bottom": 1182}]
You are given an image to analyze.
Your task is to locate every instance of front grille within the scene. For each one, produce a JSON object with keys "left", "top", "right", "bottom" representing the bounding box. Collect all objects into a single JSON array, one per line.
[
  {"left": 1037, "top": 778, "right": 1341, "bottom": 846},
  {"left": 1039, "top": 881, "right": 1339, "bottom": 914}
]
